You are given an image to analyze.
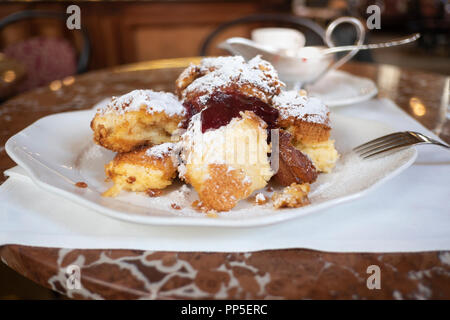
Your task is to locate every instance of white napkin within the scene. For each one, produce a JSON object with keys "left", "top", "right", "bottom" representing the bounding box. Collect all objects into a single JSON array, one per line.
[
  {"left": 336, "top": 98, "right": 449, "bottom": 164},
  {"left": 1, "top": 98, "right": 449, "bottom": 252}
]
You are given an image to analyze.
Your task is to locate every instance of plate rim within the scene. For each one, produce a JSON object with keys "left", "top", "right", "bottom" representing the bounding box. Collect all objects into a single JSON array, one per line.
[{"left": 5, "top": 110, "right": 417, "bottom": 228}]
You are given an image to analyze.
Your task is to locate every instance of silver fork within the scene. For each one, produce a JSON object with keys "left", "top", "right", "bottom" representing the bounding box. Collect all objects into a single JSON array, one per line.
[{"left": 353, "top": 131, "right": 450, "bottom": 159}]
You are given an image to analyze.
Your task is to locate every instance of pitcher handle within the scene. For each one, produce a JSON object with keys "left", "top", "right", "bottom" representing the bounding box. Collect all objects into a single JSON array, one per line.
[
  {"left": 324, "top": 17, "right": 366, "bottom": 73},
  {"left": 306, "top": 17, "right": 365, "bottom": 86}
]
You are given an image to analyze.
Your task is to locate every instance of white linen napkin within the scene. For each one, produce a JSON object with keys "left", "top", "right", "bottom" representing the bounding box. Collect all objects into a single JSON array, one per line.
[{"left": 1, "top": 98, "right": 449, "bottom": 252}]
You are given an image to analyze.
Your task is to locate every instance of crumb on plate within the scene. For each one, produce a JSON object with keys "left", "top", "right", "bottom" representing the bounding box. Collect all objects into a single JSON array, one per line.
[{"left": 272, "top": 183, "right": 310, "bottom": 209}]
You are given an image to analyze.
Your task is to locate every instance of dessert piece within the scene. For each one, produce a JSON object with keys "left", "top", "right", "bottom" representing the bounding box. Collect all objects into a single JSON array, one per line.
[
  {"left": 274, "top": 130, "right": 318, "bottom": 186},
  {"left": 294, "top": 139, "right": 339, "bottom": 173},
  {"left": 273, "top": 90, "right": 330, "bottom": 143},
  {"left": 179, "top": 110, "right": 273, "bottom": 212},
  {"left": 272, "top": 183, "right": 310, "bottom": 209},
  {"left": 103, "top": 143, "right": 177, "bottom": 197},
  {"left": 272, "top": 90, "right": 338, "bottom": 172},
  {"left": 91, "top": 90, "right": 185, "bottom": 152},
  {"left": 176, "top": 56, "right": 284, "bottom": 125}
]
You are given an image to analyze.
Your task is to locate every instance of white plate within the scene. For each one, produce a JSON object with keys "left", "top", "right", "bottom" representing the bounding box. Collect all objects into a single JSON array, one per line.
[
  {"left": 5, "top": 110, "right": 416, "bottom": 228},
  {"left": 306, "top": 70, "right": 378, "bottom": 107}
]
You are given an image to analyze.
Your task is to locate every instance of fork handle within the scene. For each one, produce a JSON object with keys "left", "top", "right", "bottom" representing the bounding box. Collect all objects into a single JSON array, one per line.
[
  {"left": 431, "top": 141, "right": 450, "bottom": 149},
  {"left": 412, "top": 131, "right": 450, "bottom": 149},
  {"left": 321, "top": 33, "right": 420, "bottom": 55}
]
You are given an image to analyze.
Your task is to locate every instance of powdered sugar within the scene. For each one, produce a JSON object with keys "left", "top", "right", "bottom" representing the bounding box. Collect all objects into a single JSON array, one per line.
[
  {"left": 255, "top": 192, "right": 266, "bottom": 202},
  {"left": 272, "top": 90, "right": 329, "bottom": 125},
  {"left": 82, "top": 143, "right": 106, "bottom": 161},
  {"left": 179, "top": 112, "right": 254, "bottom": 170},
  {"left": 308, "top": 150, "right": 412, "bottom": 201},
  {"left": 98, "top": 90, "right": 185, "bottom": 116},
  {"left": 145, "top": 142, "right": 174, "bottom": 159},
  {"left": 169, "top": 184, "right": 192, "bottom": 205},
  {"left": 198, "top": 56, "right": 239, "bottom": 72},
  {"left": 243, "top": 175, "right": 252, "bottom": 184},
  {"left": 183, "top": 56, "right": 283, "bottom": 105},
  {"left": 178, "top": 113, "right": 228, "bottom": 177},
  {"left": 177, "top": 63, "right": 197, "bottom": 82}
]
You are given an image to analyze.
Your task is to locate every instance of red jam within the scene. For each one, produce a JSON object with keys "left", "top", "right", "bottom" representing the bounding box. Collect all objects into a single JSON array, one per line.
[
  {"left": 199, "top": 92, "right": 278, "bottom": 133},
  {"left": 181, "top": 99, "right": 200, "bottom": 128}
]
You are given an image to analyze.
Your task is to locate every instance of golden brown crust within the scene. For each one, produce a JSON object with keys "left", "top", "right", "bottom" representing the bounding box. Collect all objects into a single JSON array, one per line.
[
  {"left": 272, "top": 90, "right": 331, "bottom": 144},
  {"left": 103, "top": 145, "right": 177, "bottom": 197},
  {"left": 278, "top": 117, "right": 331, "bottom": 144},
  {"left": 91, "top": 109, "right": 182, "bottom": 153},
  {"left": 175, "top": 64, "right": 202, "bottom": 98},
  {"left": 109, "top": 145, "right": 175, "bottom": 173},
  {"left": 194, "top": 164, "right": 252, "bottom": 212}
]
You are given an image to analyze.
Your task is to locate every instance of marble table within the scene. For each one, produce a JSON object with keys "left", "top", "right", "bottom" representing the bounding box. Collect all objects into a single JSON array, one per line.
[
  {"left": 0, "top": 58, "right": 449, "bottom": 299},
  {"left": 0, "top": 54, "right": 26, "bottom": 100}
]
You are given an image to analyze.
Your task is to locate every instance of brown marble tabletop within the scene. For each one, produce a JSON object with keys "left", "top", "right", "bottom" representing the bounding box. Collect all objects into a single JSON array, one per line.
[
  {"left": 0, "top": 54, "right": 26, "bottom": 100},
  {"left": 0, "top": 58, "right": 449, "bottom": 300}
]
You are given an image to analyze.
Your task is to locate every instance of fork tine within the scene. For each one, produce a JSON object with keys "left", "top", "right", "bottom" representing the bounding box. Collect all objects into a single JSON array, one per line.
[
  {"left": 358, "top": 134, "right": 416, "bottom": 156},
  {"left": 354, "top": 133, "right": 409, "bottom": 153},
  {"left": 361, "top": 140, "right": 416, "bottom": 159},
  {"left": 360, "top": 134, "right": 416, "bottom": 157},
  {"left": 353, "top": 132, "right": 406, "bottom": 152}
]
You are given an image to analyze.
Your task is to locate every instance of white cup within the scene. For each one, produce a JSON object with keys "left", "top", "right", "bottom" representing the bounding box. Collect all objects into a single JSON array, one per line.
[{"left": 251, "top": 28, "right": 305, "bottom": 55}]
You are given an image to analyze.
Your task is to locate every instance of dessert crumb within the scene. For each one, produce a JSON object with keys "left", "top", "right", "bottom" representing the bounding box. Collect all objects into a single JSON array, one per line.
[
  {"left": 272, "top": 183, "right": 310, "bottom": 209},
  {"left": 75, "top": 182, "right": 88, "bottom": 188},
  {"left": 171, "top": 203, "right": 181, "bottom": 210},
  {"left": 206, "top": 210, "right": 218, "bottom": 218},
  {"left": 255, "top": 192, "right": 268, "bottom": 205},
  {"left": 146, "top": 189, "right": 163, "bottom": 197},
  {"left": 192, "top": 200, "right": 203, "bottom": 211}
]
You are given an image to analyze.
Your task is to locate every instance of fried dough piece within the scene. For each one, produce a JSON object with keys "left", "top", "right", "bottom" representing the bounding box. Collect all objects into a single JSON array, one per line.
[
  {"left": 176, "top": 56, "right": 284, "bottom": 121},
  {"left": 272, "top": 90, "right": 331, "bottom": 144},
  {"left": 103, "top": 143, "right": 177, "bottom": 197},
  {"left": 272, "top": 91, "right": 339, "bottom": 173},
  {"left": 178, "top": 111, "right": 273, "bottom": 211},
  {"left": 91, "top": 90, "right": 185, "bottom": 152}
]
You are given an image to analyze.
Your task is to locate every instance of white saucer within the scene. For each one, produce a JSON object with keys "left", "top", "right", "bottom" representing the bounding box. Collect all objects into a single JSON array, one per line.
[{"left": 306, "top": 70, "right": 378, "bottom": 107}]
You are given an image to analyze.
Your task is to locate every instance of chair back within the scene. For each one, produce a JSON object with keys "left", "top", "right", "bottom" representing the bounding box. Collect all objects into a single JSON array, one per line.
[{"left": 0, "top": 10, "right": 90, "bottom": 74}]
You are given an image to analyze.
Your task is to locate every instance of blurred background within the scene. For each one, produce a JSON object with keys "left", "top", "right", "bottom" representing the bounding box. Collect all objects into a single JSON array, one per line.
[
  {"left": 0, "top": 0, "right": 449, "bottom": 101},
  {"left": 0, "top": 0, "right": 449, "bottom": 299}
]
